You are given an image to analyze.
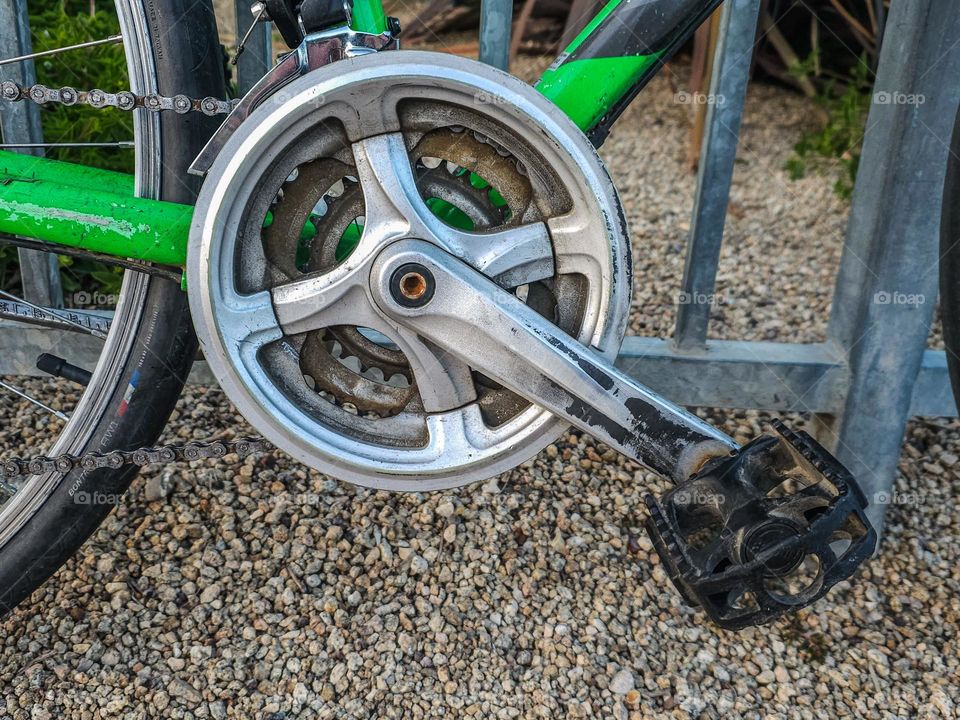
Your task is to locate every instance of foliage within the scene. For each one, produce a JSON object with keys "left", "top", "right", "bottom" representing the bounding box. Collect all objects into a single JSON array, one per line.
[{"left": 785, "top": 57, "right": 874, "bottom": 200}]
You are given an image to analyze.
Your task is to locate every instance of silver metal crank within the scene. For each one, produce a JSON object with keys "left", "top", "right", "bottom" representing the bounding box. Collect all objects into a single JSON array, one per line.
[{"left": 367, "top": 239, "right": 740, "bottom": 481}]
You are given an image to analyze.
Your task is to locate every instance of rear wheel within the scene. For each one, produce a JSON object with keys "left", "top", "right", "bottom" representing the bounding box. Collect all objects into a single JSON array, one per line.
[
  {"left": 0, "top": 0, "right": 227, "bottom": 614},
  {"left": 942, "top": 104, "right": 960, "bottom": 411}
]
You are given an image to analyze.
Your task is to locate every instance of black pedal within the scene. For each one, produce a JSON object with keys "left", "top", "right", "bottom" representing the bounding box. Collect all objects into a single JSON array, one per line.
[{"left": 644, "top": 420, "right": 876, "bottom": 630}]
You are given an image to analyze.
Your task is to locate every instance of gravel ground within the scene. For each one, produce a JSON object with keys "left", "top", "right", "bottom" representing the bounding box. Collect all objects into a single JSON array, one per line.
[{"left": 2, "top": 14, "right": 958, "bottom": 720}]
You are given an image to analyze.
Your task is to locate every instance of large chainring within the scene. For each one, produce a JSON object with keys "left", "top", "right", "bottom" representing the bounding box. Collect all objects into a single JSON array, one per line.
[{"left": 188, "top": 51, "right": 632, "bottom": 490}]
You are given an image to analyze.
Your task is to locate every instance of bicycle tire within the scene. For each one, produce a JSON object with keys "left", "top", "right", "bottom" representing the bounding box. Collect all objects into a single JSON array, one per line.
[{"left": 0, "top": 0, "right": 226, "bottom": 615}]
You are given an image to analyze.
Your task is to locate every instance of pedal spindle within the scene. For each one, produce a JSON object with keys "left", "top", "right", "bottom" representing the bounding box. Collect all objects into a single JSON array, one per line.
[{"left": 644, "top": 420, "right": 876, "bottom": 630}]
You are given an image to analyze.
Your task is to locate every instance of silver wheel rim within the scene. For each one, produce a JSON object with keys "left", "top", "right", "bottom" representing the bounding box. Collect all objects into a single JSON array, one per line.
[
  {"left": 190, "top": 51, "right": 632, "bottom": 490},
  {"left": 0, "top": 0, "right": 160, "bottom": 547}
]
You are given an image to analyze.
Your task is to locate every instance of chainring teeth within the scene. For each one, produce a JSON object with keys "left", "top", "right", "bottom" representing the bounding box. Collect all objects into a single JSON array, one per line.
[{"left": 262, "top": 121, "right": 588, "bottom": 422}]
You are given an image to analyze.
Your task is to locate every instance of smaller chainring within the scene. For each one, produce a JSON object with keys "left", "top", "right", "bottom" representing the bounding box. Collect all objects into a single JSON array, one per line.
[{"left": 267, "top": 127, "right": 541, "bottom": 418}]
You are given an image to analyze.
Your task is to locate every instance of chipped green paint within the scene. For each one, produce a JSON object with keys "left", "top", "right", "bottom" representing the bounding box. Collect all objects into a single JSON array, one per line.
[
  {"left": 0, "top": 161, "right": 192, "bottom": 267},
  {"left": 536, "top": 53, "right": 661, "bottom": 132},
  {"left": 535, "top": 0, "right": 665, "bottom": 132},
  {"left": 536, "top": 0, "right": 719, "bottom": 140}
]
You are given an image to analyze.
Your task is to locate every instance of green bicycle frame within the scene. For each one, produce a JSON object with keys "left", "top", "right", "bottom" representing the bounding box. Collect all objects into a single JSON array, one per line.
[{"left": 0, "top": 0, "right": 723, "bottom": 271}]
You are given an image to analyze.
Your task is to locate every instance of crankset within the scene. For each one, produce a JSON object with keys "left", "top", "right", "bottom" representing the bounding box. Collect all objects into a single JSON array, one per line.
[{"left": 188, "top": 50, "right": 876, "bottom": 628}]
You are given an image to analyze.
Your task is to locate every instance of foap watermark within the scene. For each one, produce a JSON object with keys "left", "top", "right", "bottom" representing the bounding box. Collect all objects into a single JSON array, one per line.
[
  {"left": 473, "top": 89, "right": 512, "bottom": 107},
  {"left": 873, "top": 290, "right": 925, "bottom": 306},
  {"left": 873, "top": 91, "right": 926, "bottom": 107},
  {"left": 72, "top": 290, "right": 119, "bottom": 307},
  {"left": 873, "top": 490, "right": 926, "bottom": 507},
  {"left": 264, "top": 88, "right": 328, "bottom": 110},
  {"left": 73, "top": 490, "right": 124, "bottom": 507},
  {"left": 676, "top": 290, "right": 727, "bottom": 307},
  {"left": 672, "top": 489, "right": 725, "bottom": 505},
  {"left": 674, "top": 91, "right": 726, "bottom": 107}
]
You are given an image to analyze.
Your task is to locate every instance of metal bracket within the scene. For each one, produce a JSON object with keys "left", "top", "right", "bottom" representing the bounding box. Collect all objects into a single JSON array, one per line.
[{"left": 189, "top": 25, "right": 398, "bottom": 176}]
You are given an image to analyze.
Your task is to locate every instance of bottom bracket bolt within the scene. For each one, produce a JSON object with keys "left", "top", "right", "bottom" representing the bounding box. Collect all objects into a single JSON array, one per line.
[{"left": 390, "top": 263, "right": 435, "bottom": 307}]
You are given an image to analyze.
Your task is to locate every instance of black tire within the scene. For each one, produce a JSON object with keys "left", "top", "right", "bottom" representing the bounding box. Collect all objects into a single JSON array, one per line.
[
  {"left": 942, "top": 104, "right": 960, "bottom": 412},
  {"left": 0, "top": 0, "right": 227, "bottom": 615}
]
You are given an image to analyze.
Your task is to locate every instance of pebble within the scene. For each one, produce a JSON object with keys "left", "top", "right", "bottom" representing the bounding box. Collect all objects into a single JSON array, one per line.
[
  {"left": 609, "top": 669, "right": 635, "bottom": 694},
  {"left": 167, "top": 678, "right": 202, "bottom": 705},
  {"left": 757, "top": 670, "right": 776, "bottom": 685},
  {"left": 144, "top": 470, "right": 173, "bottom": 502}
]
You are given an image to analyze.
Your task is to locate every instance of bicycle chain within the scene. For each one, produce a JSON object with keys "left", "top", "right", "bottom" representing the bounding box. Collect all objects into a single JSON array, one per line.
[
  {"left": 0, "top": 80, "right": 273, "bottom": 487},
  {"left": 0, "top": 80, "right": 238, "bottom": 115},
  {"left": 0, "top": 437, "right": 275, "bottom": 485}
]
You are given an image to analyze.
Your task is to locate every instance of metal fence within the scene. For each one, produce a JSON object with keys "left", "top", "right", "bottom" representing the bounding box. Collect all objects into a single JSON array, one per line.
[{"left": 1, "top": 0, "right": 958, "bottom": 536}]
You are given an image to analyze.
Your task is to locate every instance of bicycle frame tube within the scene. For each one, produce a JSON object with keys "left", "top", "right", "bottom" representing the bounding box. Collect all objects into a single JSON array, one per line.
[
  {"left": 348, "top": 0, "right": 388, "bottom": 34},
  {"left": 0, "top": 0, "right": 725, "bottom": 267},
  {"left": 537, "top": 0, "right": 725, "bottom": 145},
  {"left": 0, "top": 151, "right": 192, "bottom": 266}
]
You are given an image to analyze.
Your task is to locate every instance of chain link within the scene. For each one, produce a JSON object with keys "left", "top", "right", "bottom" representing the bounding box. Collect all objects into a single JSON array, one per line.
[
  {"left": 0, "top": 75, "right": 272, "bottom": 487},
  {"left": 0, "top": 80, "right": 238, "bottom": 115},
  {"left": 0, "top": 437, "right": 275, "bottom": 484}
]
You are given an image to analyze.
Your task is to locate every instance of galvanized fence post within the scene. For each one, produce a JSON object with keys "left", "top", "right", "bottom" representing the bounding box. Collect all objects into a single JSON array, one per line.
[
  {"left": 234, "top": 0, "right": 273, "bottom": 95},
  {"left": 673, "top": 0, "right": 760, "bottom": 351},
  {"left": 479, "top": 0, "right": 513, "bottom": 70},
  {"left": 814, "top": 0, "right": 960, "bottom": 536},
  {"left": 0, "top": 0, "right": 63, "bottom": 308}
]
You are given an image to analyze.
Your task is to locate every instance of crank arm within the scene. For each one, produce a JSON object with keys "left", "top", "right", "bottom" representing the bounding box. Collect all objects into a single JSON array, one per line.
[
  {"left": 370, "top": 240, "right": 877, "bottom": 629},
  {"left": 371, "top": 240, "right": 738, "bottom": 480}
]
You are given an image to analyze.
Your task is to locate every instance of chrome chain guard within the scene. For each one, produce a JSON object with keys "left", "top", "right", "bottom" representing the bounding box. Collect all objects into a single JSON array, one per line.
[{"left": 188, "top": 51, "right": 633, "bottom": 490}]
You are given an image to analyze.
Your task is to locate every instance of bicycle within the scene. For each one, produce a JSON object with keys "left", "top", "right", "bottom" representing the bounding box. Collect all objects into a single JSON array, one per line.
[{"left": 0, "top": 0, "right": 881, "bottom": 629}]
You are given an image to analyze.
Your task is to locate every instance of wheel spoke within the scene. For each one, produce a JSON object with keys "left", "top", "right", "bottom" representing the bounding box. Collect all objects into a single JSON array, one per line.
[
  {"left": 421, "top": 403, "right": 510, "bottom": 463},
  {"left": 271, "top": 271, "right": 376, "bottom": 336},
  {"left": 216, "top": 289, "right": 282, "bottom": 352},
  {"left": 382, "top": 323, "right": 477, "bottom": 413},
  {"left": 546, "top": 212, "right": 606, "bottom": 288},
  {"left": 352, "top": 133, "right": 438, "bottom": 244},
  {"left": 0, "top": 35, "right": 123, "bottom": 67},
  {"left": 435, "top": 222, "right": 555, "bottom": 288},
  {"left": 0, "top": 379, "right": 69, "bottom": 421},
  {"left": 272, "top": 273, "right": 476, "bottom": 412},
  {"left": 353, "top": 134, "right": 555, "bottom": 286}
]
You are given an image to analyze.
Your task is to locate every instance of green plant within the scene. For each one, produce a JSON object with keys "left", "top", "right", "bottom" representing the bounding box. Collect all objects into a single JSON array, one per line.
[{"left": 785, "top": 56, "right": 874, "bottom": 200}]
